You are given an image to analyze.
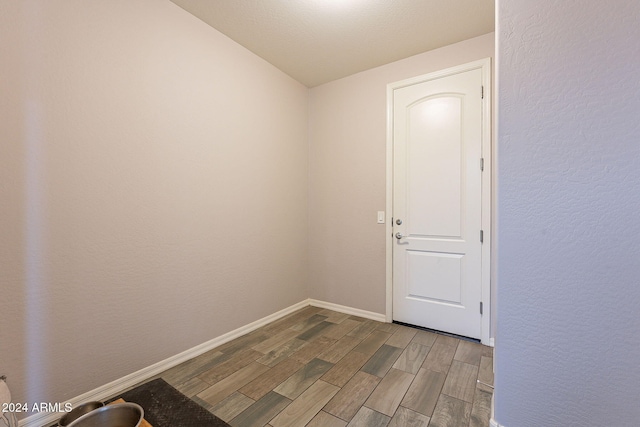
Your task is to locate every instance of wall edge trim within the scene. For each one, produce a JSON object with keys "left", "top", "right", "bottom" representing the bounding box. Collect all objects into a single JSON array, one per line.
[{"left": 308, "top": 299, "right": 386, "bottom": 322}]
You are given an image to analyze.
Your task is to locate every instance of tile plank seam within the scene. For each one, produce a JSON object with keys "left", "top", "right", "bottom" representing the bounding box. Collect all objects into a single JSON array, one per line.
[{"left": 143, "top": 307, "right": 493, "bottom": 427}]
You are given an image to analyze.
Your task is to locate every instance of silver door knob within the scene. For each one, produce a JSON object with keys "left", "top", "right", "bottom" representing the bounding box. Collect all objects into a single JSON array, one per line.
[{"left": 395, "top": 232, "right": 404, "bottom": 239}]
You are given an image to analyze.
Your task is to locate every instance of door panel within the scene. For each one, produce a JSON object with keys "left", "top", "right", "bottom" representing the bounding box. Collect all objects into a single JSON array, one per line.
[
  {"left": 392, "top": 67, "right": 483, "bottom": 339},
  {"left": 406, "top": 250, "right": 463, "bottom": 304},
  {"left": 407, "top": 95, "right": 463, "bottom": 238}
]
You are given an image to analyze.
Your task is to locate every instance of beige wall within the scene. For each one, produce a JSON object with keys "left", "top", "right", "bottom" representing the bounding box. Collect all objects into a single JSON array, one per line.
[
  {"left": 0, "top": 0, "right": 495, "bottom": 411},
  {"left": 308, "top": 33, "right": 495, "bottom": 315},
  {"left": 0, "top": 0, "right": 308, "bottom": 407}
]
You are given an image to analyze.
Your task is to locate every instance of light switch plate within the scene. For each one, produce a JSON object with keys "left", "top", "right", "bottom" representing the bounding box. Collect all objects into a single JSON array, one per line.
[{"left": 377, "top": 211, "right": 385, "bottom": 224}]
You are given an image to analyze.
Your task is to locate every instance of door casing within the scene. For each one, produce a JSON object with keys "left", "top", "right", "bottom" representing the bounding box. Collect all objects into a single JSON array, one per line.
[{"left": 385, "top": 58, "right": 492, "bottom": 345}]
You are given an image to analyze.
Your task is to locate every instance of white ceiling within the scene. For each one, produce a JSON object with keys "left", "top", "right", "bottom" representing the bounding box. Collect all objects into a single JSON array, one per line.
[{"left": 170, "top": 0, "right": 495, "bottom": 87}]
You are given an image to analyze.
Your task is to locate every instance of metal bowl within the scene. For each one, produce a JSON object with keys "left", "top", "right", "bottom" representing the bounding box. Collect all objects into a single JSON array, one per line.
[
  {"left": 66, "top": 403, "right": 144, "bottom": 427},
  {"left": 58, "top": 401, "right": 105, "bottom": 426}
]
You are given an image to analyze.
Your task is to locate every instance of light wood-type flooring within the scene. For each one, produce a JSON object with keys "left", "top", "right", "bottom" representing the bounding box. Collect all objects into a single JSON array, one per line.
[{"left": 158, "top": 306, "right": 494, "bottom": 427}]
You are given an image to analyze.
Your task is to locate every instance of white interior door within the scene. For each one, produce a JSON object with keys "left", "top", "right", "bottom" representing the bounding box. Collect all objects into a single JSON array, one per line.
[{"left": 391, "top": 63, "right": 486, "bottom": 339}]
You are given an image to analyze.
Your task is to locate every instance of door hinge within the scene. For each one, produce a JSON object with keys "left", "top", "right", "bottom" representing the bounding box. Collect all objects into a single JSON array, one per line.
[
  {"left": 480, "top": 302, "right": 484, "bottom": 315},
  {"left": 480, "top": 230, "right": 484, "bottom": 243},
  {"left": 480, "top": 158, "right": 484, "bottom": 171},
  {"left": 481, "top": 85, "right": 484, "bottom": 99}
]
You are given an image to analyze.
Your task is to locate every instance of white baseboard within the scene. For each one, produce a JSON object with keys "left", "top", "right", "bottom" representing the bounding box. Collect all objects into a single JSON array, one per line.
[
  {"left": 19, "top": 299, "right": 310, "bottom": 427},
  {"left": 490, "top": 419, "right": 504, "bottom": 427},
  {"left": 308, "top": 299, "right": 387, "bottom": 322},
  {"left": 19, "top": 299, "right": 386, "bottom": 427}
]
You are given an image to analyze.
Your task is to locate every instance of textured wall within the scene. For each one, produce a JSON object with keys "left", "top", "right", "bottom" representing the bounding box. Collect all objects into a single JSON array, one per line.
[
  {"left": 308, "top": 34, "right": 494, "bottom": 315},
  {"left": 0, "top": 0, "right": 308, "bottom": 412},
  {"left": 495, "top": 1, "right": 640, "bottom": 425}
]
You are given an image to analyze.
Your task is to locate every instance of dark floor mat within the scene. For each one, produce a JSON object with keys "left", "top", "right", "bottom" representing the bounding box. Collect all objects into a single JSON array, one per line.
[{"left": 111, "top": 378, "right": 230, "bottom": 427}]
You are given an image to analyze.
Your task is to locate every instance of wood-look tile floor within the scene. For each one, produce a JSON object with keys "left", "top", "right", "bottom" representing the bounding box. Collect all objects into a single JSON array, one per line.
[{"left": 161, "top": 306, "right": 494, "bottom": 427}]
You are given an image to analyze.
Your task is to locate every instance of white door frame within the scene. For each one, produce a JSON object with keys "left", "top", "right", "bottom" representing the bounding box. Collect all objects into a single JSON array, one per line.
[{"left": 385, "top": 58, "right": 492, "bottom": 345}]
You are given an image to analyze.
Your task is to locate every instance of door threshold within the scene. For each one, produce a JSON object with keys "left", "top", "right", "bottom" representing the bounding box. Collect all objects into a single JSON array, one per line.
[{"left": 392, "top": 321, "right": 481, "bottom": 344}]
